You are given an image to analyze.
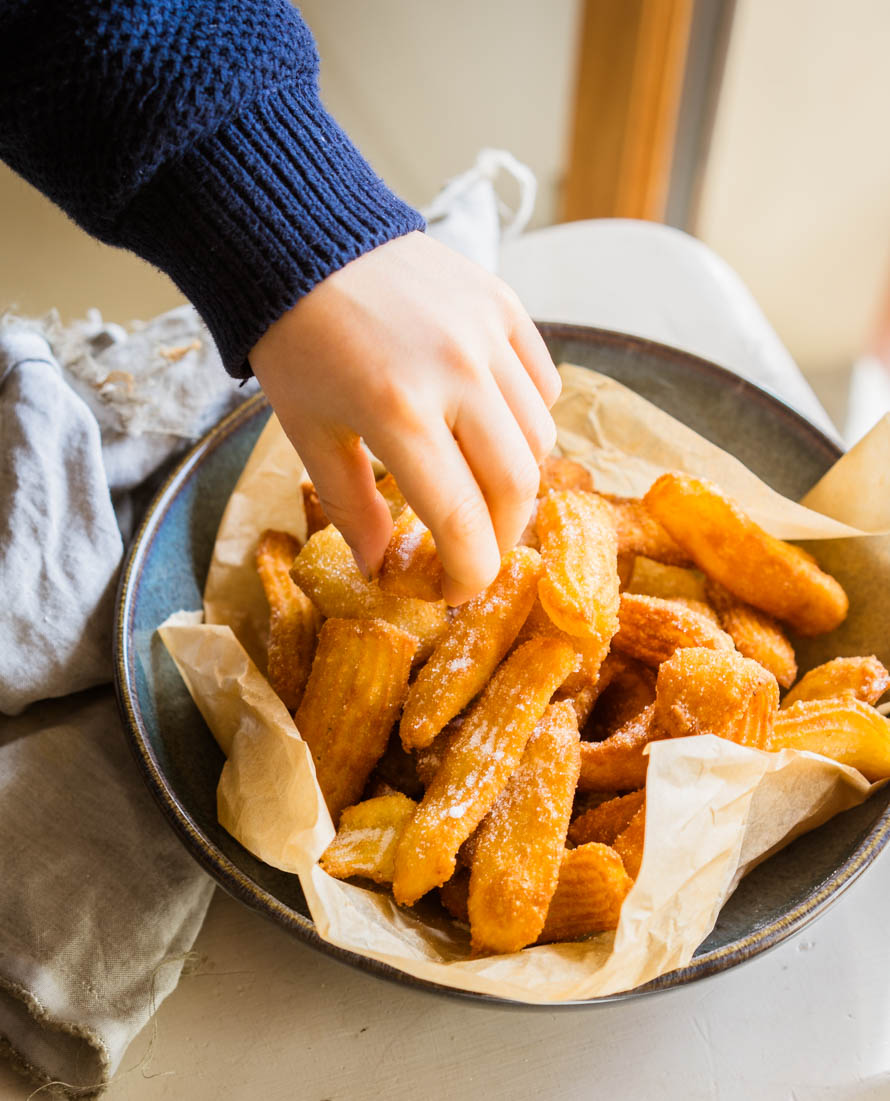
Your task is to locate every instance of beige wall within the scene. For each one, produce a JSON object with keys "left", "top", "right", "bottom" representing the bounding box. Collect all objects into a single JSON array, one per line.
[
  {"left": 0, "top": 166, "right": 186, "bottom": 324},
  {"left": 299, "top": 0, "right": 581, "bottom": 227},
  {"left": 5, "top": 0, "right": 886, "bottom": 378},
  {"left": 0, "top": 1, "right": 580, "bottom": 325},
  {"left": 694, "top": 0, "right": 890, "bottom": 373}
]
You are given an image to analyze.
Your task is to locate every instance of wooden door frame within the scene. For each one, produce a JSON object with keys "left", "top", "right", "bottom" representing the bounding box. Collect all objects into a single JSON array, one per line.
[{"left": 562, "top": 0, "right": 727, "bottom": 225}]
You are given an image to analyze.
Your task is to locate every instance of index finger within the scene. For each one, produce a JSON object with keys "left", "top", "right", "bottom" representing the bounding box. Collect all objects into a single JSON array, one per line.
[
  {"left": 510, "top": 312, "right": 561, "bottom": 408},
  {"left": 362, "top": 420, "right": 501, "bottom": 606}
]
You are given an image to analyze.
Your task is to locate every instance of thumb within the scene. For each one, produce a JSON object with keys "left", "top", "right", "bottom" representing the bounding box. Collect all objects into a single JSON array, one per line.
[{"left": 300, "top": 432, "right": 393, "bottom": 577}]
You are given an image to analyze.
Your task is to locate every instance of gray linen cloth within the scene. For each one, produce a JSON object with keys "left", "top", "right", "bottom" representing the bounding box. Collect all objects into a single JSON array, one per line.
[
  {"left": 0, "top": 310, "right": 253, "bottom": 1097},
  {"left": 0, "top": 331, "right": 122, "bottom": 715}
]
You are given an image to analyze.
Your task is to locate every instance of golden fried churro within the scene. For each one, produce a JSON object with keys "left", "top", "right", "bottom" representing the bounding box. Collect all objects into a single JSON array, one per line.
[
  {"left": 375, "top": 472, "right": 407, "bottom": 519},
  {"left": 602, "top": 494, "right": 692, "bottom": 566},
  {"left": 414, "top": 723, "right": 459, "bottom": 789},
  {"left": 392, "top": 637, "right": 577, "bottom": 905},
  {"left": 568, "top": 789, "right": 645, "bottom": 847},
  {"left": 537, "top": 456, "right": 595, "bottom": 496},
  {"left": 378, "top": 505, "right": 444, "bottom": 602},
  {"left": 611, "top": 592, "right": 734, "bottom": 666},
  {"left": 626, "top": 556, "right": 708, "bottom": 603},
  {"left": 439, "top": 867, "right": 471, "bottom": 923},
  {"left": 644, "top": 473, "right": 849, "bottom": 635},
  {"left": 782, "top": 656, "right": 890, "bottom": 708},
  {"left": 295, "top": 618, "right": 417, "bottom": 823},
  {"left": 578, "top": 704, "right": 666, "bottom": 792},
  {"left": 706, "top": 579, "right": 797, "bottom": 688},
  {"left": 536, "top": 490, "right": 620, "bottom": 641},
  {"left": 516, "top": 501, "right": 540, "bottom": 550},
  {"left": 537, "top": 843, "right": 633, "bottom": 943},
  {"left": 364, "top": 779, "right": 404, "bottom": 800},
  {"left": 514, "top": 595, "right": 559, "bottom": 646},
  {"left": 586, "top": 658, "right": 656, "bottom": 742},
  {"left": 655, "top": 646, "right": 779, "bottom": 749},
  {"left": 255, "top": 529, "right": 320, "bottom": 711},
  {"left": 617, "top": 553, "right": 635, "bottom": 591},
  {"left": 556, "top": 679, "right": 604, "bottom": 728},
  {"left": 320, "top": 793, "right": 417, "bottom": 883},
  {"left": 549, "top": 650, "right": 632, "bottom": 727},
  {"left": 468, "top": 701, "right": 581, "bottom": 954},
  {"left": 399, "top": 547, "right": 543, "bottom": 750},
  {"left": 613, "top": 802, "right": 646, "bottom": 879},
  {"left": 365, "top": 733, "right": 425, "bottom": 800},
  {"left": 769, "top": 696, "right": 890, "bottom": 780},
  {"left": 517, "top": 597, "right": 611, "bottom": 698},
  {"left": 290, "top": 525, "right": 448, "bottom": 661},
  {"left": 669, "top": 597, "right": 721, "bottom": 625},
  {"left": 300, "top": 482, "right": 330, "bottom": 538}
]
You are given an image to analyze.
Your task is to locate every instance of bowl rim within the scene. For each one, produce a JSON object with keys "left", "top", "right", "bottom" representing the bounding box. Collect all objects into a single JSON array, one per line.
[{"left": 114, "top": 322, "right": 890, "bottom": 1007}]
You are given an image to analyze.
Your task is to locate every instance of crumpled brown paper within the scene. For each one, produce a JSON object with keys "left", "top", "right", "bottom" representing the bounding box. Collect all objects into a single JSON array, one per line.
[{"left": 159, "top": 365, "right": 890, "bottom": 1002}]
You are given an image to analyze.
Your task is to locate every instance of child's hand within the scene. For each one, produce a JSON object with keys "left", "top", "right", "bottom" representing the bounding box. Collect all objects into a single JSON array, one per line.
[{"left": 250, "top": 230, "right": 560, "bottom": 605}]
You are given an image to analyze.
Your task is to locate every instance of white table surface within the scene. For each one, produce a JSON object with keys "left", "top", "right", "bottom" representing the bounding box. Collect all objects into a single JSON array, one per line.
[{"left": 3, "top": 219, "right": 887, "bottom": 1101}]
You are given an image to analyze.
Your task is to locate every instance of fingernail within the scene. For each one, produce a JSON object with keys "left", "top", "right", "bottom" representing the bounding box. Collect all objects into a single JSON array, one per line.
[
  {"left": 442, "top": 575, "right": 472, "bottom": 607},
  {"left": 352, "top": 547, "right": 371, "bottom": 579}
]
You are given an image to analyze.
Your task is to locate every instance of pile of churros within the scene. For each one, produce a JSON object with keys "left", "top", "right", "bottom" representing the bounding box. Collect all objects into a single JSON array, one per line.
[{"left": 252, "top": 457, "right": 890, "bottom": 958}]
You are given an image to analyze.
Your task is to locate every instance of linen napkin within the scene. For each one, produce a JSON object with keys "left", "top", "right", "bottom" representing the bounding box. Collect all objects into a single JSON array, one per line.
[
  {"left": 0, "top": 690, "right": 215, "bottom": 1096},
  {"left": 0, "top": 313, "right": 248, "bottom": 1097},
  {"left": 0, "top": 330, "right": 122, "bottom": 715}
]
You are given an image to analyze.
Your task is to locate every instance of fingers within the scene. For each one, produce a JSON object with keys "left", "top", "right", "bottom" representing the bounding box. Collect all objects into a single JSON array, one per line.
[
  {"left": 251, "top": 265, "right": 560, "bottom": 607},
  {"left": 509, "top": 312, "right": 562, "bottom": 408},
  {"left": 298, "top": 430, "right": 393, "bottom": 577},
  {"left": 451, "top": 377, "right": 541, "bottom": 557},
  {"left": 490, "top": 348, "right": 558, "bottom": 463},
  {"left": 362, "top": 420, "right": 502, "bottom": 606},
  {"left": 363, "top": 340, "right": 543, "bottom": 603}
]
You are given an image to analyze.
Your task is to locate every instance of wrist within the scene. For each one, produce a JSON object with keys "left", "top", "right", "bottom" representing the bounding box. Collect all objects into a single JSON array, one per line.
[{"left": 115, "top": 83, "right": 424, "bottom": 379}]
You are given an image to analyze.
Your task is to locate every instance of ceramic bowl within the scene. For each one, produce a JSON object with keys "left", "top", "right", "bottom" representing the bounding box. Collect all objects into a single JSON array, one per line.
[{"left": 114, "top": 324, "right": 890, "bottom": 1005}]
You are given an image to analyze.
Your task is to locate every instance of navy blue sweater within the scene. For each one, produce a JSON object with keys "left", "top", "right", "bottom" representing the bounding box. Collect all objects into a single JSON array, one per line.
[{"left": 0, "top": 0, "right": 424, "bottom": 376}]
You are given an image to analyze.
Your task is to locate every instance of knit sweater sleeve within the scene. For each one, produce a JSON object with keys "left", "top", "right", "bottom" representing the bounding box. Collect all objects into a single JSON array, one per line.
[{"left": 0, "top": 0, "right": 424, "bottom": 377}]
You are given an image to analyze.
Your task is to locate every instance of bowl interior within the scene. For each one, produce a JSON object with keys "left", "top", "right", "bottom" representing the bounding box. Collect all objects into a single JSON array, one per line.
[{"left": 116, "top": 324, "right": 890, "bottom": 1003}]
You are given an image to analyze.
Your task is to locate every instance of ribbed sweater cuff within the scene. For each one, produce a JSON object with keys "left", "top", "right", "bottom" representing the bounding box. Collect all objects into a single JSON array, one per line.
[{"left": 116, "top": 82, "right": 425, "bottom": 378}]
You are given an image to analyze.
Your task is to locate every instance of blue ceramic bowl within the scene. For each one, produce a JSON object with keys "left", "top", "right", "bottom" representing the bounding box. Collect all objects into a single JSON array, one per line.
[{"left": 114, "top": 324, "right": 890, "bottom": 1005}]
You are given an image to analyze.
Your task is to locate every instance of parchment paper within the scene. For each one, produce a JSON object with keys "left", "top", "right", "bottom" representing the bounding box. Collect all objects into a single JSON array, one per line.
[{"left": 159, "top": 365, "right": 890, "bottom": 1002}]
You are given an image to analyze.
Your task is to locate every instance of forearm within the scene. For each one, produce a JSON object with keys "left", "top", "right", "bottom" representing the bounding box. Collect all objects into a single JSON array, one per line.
[
  {"left": 1, "top": 1, "right": 560, "bottom": 600},
  {"left": 0, "top": 0, "right": 423, "bottom": 375}
]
